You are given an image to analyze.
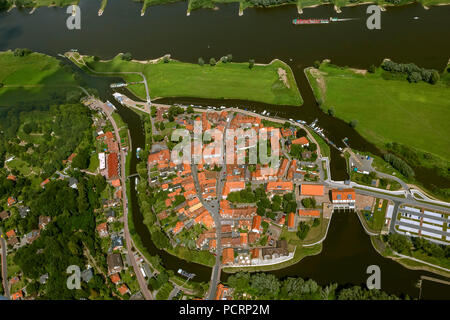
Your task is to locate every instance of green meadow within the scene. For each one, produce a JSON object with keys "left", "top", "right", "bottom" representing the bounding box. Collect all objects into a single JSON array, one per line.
[
  {"left": 80, "top": 54, "right": 303, "bottom": 106},
  {"left": 0, "top": 51, "right": 79, "bottom": 106},
  {"left": 307, "top": 62, "right": 450, "bottom": 162}
]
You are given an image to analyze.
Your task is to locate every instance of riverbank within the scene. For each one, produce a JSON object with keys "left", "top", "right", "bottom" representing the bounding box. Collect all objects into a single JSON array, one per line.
[
  {"left": 305, "top": 61, "right": 450, "bottom": 161},
  {"left": 223, "top": 243, "right": 322, "bottom": 273},
  {"left": 72, "top": 53, "right": 303, "bottom": 106},
  {"left": 370, "top": 236, "right": 450, "bottom": 279}
]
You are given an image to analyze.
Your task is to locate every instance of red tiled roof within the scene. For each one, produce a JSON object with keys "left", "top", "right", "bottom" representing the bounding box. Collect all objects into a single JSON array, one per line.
[
  {"left": 222, "top": 248, "right": 234, "bottom": 264},
  {"left": 266, "top": 181, "right": 293, "bottom": 192},
  {"left": 107, "top": 153, "right": 119, "bottom": 179},
  {"left": 223, "top": 181, "right": 245, "bottom": 198},
  {"left": 6, "top": 229, "right": 15, "bottom": 238},
  {"left": 110, "top": 273, "right": 121, "bottom": 284},
  {"left": 298, "top": 209, "right": 320, "bottom": 217},
  {"left": 291, "top": 137, "right": 309, "bottom": 145},
  {"left": 7, "top": 197, "right": 16, "bottom": 206},
  {"left": 118, "top": 284, "right": 129, "bottom": 295},
  {"left": 173, "top": 221, "right": 184, "bottom": 234},
  {"left": 111, "top": 179, "right": 121, "bottom": 188},
  {"left": 300, "top": 184, "right": 324, "bottom": 196},
  {"left": 287, "top": 212, "right": 295, "bottom": 228},
  {"left": 11, "top": 291, "right": 23, "bottom": 300},
  {"left": 251, "top": 215, "right": 261, "bottom": 232},
  {"left": 240, "top": 233, "right": 248, "bottom": 245},
  {"left": 331, "top": 189, "right": 356, "bottom": 201}
]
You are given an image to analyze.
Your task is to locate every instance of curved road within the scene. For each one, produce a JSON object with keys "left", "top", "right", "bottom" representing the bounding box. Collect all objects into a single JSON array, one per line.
[{"left": 84, "top": 97, "right": 153, "bottom": 300}]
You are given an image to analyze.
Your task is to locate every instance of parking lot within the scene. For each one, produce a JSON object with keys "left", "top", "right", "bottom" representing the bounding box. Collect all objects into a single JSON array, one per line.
[{"left": 395, "top": 205, "right": 450, "bottom": 243}]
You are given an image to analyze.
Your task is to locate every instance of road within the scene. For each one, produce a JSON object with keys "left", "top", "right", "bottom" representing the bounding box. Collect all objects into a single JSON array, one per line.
[
  {"left": 85, "top": 98, "right": 153, "bottom": 300},
  {"left": 206, "top": 112, "right": 235, "bottom": 300},
  {"left": 0, "top": 227, "right": 10, "bottom": 299},
  {"left": 191, "top": 162, "right": 222, "bottom": 300}
]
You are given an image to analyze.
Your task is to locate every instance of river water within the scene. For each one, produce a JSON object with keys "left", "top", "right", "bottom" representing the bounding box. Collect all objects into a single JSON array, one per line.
[{"left": 2, "top": 0, "right": 449, "bottom": 298}]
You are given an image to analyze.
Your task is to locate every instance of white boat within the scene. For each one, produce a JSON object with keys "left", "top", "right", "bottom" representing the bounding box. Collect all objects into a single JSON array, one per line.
[
  {"left": 261, "top": 110, "right": 267, "bottom": 115},
  {"left": 177, "top": 269, "right": 195, "bottom": 279}
]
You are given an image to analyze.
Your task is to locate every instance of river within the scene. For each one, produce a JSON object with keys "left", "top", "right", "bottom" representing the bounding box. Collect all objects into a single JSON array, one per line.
[{"left": 2, "top": 0, "right": 450, "bottom": 298}]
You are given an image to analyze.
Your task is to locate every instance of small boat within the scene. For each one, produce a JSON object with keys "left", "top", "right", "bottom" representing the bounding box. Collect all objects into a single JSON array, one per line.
[
  {"left": 413, "top": 16, "right": 419, "bottom": 20},
  {"left": 262, "top": 110, "right": 267, "bottom": 115},
  {"left": 177, "top": 269, "right": 195, "bottom": 279},
  {"left": 136, "top": 147, "right": 142, "bottom": 159}
]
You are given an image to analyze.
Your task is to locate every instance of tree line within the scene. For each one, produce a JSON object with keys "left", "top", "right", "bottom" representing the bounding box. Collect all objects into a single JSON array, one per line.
[
  {"left": 383, "top": 153, "right": 415, "bottom": 179},
  {"left": 227, "top": 272, "right": 404, "bottom": 300},
  {"left": 385, "top": 233, "right": 450, "bottom": 260},
  {"left": 381, "top": 60, "right": 440, "bottom": 84}
]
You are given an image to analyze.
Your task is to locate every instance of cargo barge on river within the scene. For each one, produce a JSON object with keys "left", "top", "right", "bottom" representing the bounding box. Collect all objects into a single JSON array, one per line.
[{"left": 293, "top": 17, "right": 339, "bottom": 25}]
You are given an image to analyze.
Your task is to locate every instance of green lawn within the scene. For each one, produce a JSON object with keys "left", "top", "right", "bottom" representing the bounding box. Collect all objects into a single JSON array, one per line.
[
  {"left": 307, "top": 63, "right": 450, "bottom": 162},
  {"left": 0, "top": 51, "right": 76, "bottom": 86},
  {"left": 0, "top": 51, "right": 79, "bottom": 106},
  {"left": 81, "top": 55, "right": 303, "bottom": 106},
  {"left": 156, "top": 282, "right": 174, "bottom": 300}
]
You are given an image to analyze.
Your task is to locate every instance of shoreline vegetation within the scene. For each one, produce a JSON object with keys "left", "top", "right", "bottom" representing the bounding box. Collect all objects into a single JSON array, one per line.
[
  {"left": 305, "top": 59, "right": 450, "bottom": 202},
  {"left": 68, "top": 52, "right": 303, "bottom": 106},
  {"left": 2, "top": 0, "right": 450, "bottom": 15},
  {"left": 370, "top": 236, "right": 450, "bottom": 279}
]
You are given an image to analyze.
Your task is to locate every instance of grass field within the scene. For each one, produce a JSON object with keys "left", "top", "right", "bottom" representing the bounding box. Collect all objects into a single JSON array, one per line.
[
  {"left": 0, "top": 51, "right": 79, "bottom": 106},
  {"left": 307, "top": 62, "right": 450, "bottom": 162},
  {"left": 80, "top": 54, "right": 303, "bottom": 106},
  {"left": 0, "top": 51, "right": 76, "bottom": 86}
]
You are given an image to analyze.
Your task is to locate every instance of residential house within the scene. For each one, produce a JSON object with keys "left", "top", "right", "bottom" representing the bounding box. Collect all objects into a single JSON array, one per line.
[
  {"left": 291, "top": 136, "right": 309, "bottom": 147},
  {"left": 38, "top": 216, "right": 51, "bottom": 230},
  {"left": 81, "top": 268, "right": 94, "bottom": 283},
  {"left": 110, "top": 273, "right": 121, "bottom": 285},
  {"left": 25, "top": 229, "right": 40, "bottom": 244},
  {"left": 251, "top": 215, "right": 262, "bottom": 234},
  {"left": 18, "top": 206, "right": 30, "bottom": 218},
  {"left": 222, "top": 247, "right": 234, "bottom": 265},
  {"left": 7, "top": 196, "right": 16, "bottom": 206},
  {"left": 111, "top": 234, "right": 124, "bottom": 251},
  {"left": 0, "top": 210, "right": 10, "bottom": 220},
  {"left": 118, "top": 284, "right": 129, "bottom": 295},
  {"left": 266, "top": 181, "right": 293, "bottom": 195},
  {"left": 107, "top": 253, "right": 124, "bottom": 274},
  {"left": 6, "top": 229, "right": 16, "bottom": 239},
  {"left": 96, "top": 222, "right": 109, "bottom": 238}
]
